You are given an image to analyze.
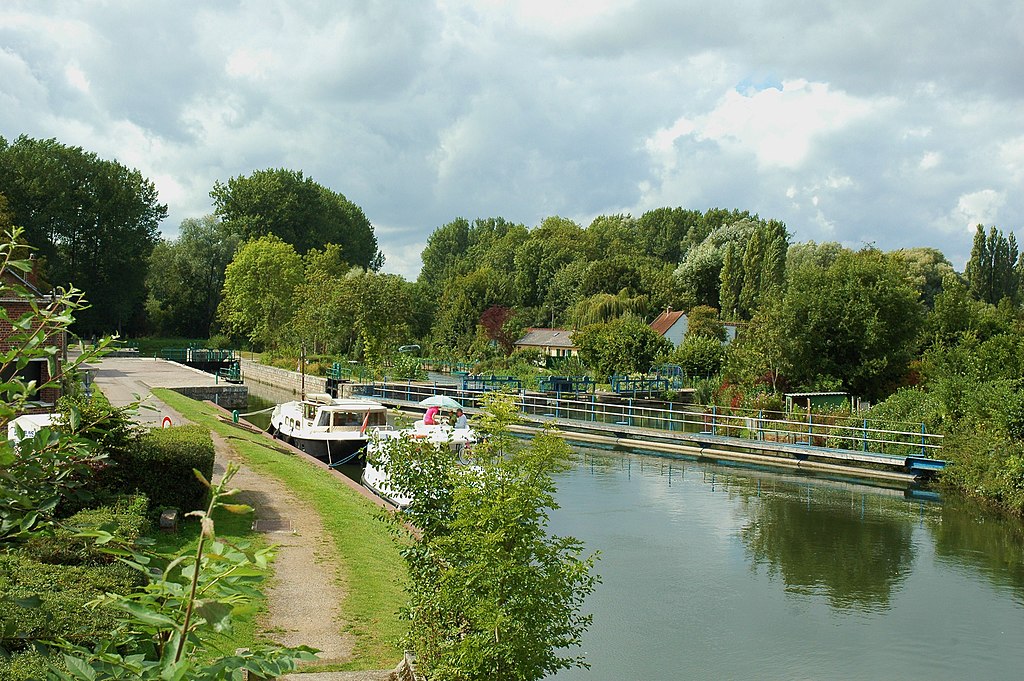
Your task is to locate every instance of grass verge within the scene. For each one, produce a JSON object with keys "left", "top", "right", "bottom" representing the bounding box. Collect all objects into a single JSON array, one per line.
[
  {"left": 149, "top": 496, "right": 270, "bottom": 663},
  {"left": 153, "top": 388, "right": 409, "bottom": 670}
]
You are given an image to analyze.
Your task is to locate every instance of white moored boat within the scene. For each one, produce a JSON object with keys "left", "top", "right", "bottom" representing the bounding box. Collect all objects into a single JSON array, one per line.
[
  {"left": 361, "top": 420, "right": 477, "bottom": 508},
  {"left": 267, "top": 393, "right": 388, "bottom": 465}
]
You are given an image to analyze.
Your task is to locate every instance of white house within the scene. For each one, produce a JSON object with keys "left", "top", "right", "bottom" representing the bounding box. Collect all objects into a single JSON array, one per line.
[
  {"left": 513, "top": 328, "right": 579, "bottom": 358},
  {"left": 648, "top": 309, "right": 739, "bottom": 347}
]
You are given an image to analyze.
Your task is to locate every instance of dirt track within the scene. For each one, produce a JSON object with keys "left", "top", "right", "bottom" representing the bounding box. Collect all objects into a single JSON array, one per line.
[{"left": 92, "top": 358, "right": 395, "bottom": 679}]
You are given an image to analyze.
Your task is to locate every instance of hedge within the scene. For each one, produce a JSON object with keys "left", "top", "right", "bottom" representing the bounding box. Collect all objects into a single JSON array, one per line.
[
  {"left": 0, "top": 649, "right": 63, "bottom": 681},
  {"left": 0, "top": 553, "right": 141, "bottom": 652},
  {"left": 96, "top": 425, "right": 215, "bottom": 512},
  {"left": 23, "top": 494, "right": 150, "bottom": 565}
]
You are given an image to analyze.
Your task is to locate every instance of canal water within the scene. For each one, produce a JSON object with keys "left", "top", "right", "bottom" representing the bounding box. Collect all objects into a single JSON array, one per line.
[
  {"left": 549, "top": 448, "right": 1024, "bottom": 680},
  {"left": 243, "top": 387, "right": 1024, "bottom": 680}
]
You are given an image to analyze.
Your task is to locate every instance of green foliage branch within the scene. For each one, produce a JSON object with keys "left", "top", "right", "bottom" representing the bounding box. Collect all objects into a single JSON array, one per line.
[{"left": 375, "top": 393, "right": 599, "bottom": 680}]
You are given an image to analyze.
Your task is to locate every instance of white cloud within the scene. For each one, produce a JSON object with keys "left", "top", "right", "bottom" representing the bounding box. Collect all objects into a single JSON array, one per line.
[
  {"left": 64, "top": 61, "right": 90, "bottom": 93},
  {"left": 999, "top": 136, "right": 1024, "bottom": 182},
  {"left": 225, "top": 48, "right": 276, "bottom": 81},
  {"left": 1, "top": 0, "right": 1022, "bottom": 278},
  {"left": 953, "top": 190, "right": 1006, "bottom": 233},
  {"left": 919, "top": 151, "right": 941, "bottom": 170},
  {"left": 648, "top": 79, "right": 886, "bottom": 172}
]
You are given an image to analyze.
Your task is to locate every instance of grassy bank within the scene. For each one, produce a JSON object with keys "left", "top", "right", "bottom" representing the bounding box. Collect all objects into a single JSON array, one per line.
[{"left": 153, "top": 389, "right": 409, "bottom": 670}]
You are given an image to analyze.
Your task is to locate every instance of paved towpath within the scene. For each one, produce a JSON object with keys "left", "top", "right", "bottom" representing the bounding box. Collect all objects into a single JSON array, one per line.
[{"left": 87, "top": 356, "right": 220, "bottom": 427}]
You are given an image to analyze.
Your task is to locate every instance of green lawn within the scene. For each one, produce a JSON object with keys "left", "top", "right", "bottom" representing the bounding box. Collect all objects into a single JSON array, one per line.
[
  {"left": 150, "top": 495, "right": 271, "bottom": 663},
  {"left": 153, "top": 389, "right": 409, "bottom": 671}
]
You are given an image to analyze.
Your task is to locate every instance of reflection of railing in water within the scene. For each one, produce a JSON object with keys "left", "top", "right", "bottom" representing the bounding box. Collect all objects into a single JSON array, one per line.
[
  {"left": 575, "top": 448, "right": 935, "bottom": 516},
  {"left": 352, "top": 380, "right": 943, "bottom": 459}
]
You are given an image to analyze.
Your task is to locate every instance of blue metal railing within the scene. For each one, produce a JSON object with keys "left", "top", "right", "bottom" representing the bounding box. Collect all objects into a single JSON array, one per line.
[{"left": 353, "top": 380, "right": 944, "bottom": 461}]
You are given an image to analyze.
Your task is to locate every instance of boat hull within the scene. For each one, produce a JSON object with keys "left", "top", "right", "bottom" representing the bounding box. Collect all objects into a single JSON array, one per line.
[{"left": 273, "top": 430, "right": 368, "bottom": 464}]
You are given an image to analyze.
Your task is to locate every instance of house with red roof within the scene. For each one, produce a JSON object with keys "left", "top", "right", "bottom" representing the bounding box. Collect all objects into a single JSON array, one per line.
[{"left": 648, "top": 308, "right": 739, "bottom": 347}]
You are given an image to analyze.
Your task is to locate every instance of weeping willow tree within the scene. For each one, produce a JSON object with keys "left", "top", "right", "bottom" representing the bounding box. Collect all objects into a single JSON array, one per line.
[{"left": 567, "top": 289, "right": 648, "bottom": 328}]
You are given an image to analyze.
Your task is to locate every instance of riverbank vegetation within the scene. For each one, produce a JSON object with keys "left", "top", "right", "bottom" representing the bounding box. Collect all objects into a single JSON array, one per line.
[{"left": 4, "top": 134, "right": 1024, "bottom": 511}]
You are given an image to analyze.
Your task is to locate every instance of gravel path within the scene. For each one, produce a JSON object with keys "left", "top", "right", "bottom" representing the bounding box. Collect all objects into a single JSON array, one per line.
[
  {"left": 212, "top": 432, "right": 355, "bottom": 662},
  {"left": 211, "top": 432, "right": 398, "bottom": 679}
]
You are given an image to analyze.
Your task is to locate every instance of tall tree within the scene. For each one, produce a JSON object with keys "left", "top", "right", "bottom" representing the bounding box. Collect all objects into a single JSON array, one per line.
[
  {"left": 585, "top": 214, "right": 641, "bottom": 260},
  {"left": 146, "top": 215, "right": 239, "bottom": 337},
  {"left": 636, "top": 207, "right": 701, "bottom": 263},
  {"left": 719, "top": 243, "right": 743, "bottom": 320},
  {"left": 778, "top": 249, "right": 924, "bottom": 400},
  {"left": 965, "top": 225, "right": 1020, "bottom": 305},
  {"left": 418, "top": 217, "right": 471, "bottom": 292},
  {"left": 289, "top": 244, "right": 350, "bottom": 354},
  {"left": 218, "top": 235, "right": 304, "bottom": 348},
  {"left": 431, "top": 266, "right": 512, "bottom": 352},
  {"left": 513, "top": 216, "right": 588, "bottom": 309},
  {"left": 211, "top": 168, "right": 380, "bottom": 268},
  {"left": 381, "top": 394, "right": 597, "bottom": 680},
  {"left": 0, "top": 135, "right": 166, "bottom": 335},
  {"left": 891, "top": 247, "right": 956, "bottom": 309},
  {"left": 346, "top": 270, "right": 415, "bottom": 362},
  {"left": 676, "top": 218, "right": 760, "bottom": 309}
]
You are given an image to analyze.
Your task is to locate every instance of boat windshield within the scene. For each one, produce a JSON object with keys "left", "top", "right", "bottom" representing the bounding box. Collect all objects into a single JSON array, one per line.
[
  {"left": 331, "top": 411, "right": 364, "bottom": 427},
  {"left": 325, "top": 410, "right": 388, "bottom": 428}
]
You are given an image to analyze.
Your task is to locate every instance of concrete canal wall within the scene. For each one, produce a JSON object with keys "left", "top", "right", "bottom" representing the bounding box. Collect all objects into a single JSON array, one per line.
[
  {"left": 239, "top": 358, "right": 354, "bottom": 398},
  {"left": 171, "top": 384, "right": 248, "bottom": 409}
]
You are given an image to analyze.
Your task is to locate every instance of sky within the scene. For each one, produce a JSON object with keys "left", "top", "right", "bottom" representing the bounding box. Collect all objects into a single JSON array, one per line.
[{"left": 2, "top": 1, "right": 1022, "bottom": 280}]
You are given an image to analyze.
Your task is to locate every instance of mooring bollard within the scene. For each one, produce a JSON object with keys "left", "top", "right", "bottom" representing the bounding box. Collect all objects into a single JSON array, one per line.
[{"left": 233, "top": 410, "right": 239, "bottom": 423}]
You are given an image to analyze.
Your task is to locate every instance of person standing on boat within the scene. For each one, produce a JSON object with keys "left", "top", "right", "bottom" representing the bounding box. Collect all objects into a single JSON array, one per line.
[
  {"left": 454, "top": 408, "right": 468, "bottom": 429},
  {"left": 424, "top": 405, "right": 440, "bottom": 425}
]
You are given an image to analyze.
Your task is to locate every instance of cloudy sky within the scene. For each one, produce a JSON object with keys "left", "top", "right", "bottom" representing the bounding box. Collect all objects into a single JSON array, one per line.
[{"left": 2, "top": 1, "right": 1022, "bottom": 279}]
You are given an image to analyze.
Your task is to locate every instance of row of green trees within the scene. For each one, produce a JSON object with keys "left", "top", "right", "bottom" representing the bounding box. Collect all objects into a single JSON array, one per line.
[{"left": 0, "top": 136, "right": 382, "bottom": 338}]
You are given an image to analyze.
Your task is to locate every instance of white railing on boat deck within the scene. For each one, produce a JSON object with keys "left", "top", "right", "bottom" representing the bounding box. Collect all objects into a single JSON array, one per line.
[{"left": 352, "top": 380, "right": 943, "bottom": 458}]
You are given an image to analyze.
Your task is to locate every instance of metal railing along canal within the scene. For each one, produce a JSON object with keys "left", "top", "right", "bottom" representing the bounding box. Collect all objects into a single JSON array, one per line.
[{"left": 353, "top": 380, "right": 943, "bottom": 458}]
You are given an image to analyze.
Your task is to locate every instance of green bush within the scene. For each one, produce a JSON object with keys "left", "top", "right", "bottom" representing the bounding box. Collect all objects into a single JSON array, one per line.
[
  {"left": 207, "top": 333, "right": 233, "bottom": 350},
  {"left": 23, "top": 495, "right": 150, "bottom": 565},
  {"left": 0, "top": 649, "right": 63, "bottom": 681},
  {"left": 0, "top": 553, "right": 142, "bottom": 652},
  {"left": 96, "top": 425, "right": 215, "bottom": 512},
  {"left": 942, "top": 430, "right": 1024, "bottom": 515},
  {"left": 669, "top": 335, "right": 726, "bottom": 378}
]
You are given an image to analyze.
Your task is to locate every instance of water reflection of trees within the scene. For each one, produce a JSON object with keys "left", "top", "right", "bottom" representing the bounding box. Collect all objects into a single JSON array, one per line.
[
  {"left": 928, "top": 500, "right": 1024, "bottom": 604},
  {"left": 737, "top": 483, "right": 915, "bottom": 611}
]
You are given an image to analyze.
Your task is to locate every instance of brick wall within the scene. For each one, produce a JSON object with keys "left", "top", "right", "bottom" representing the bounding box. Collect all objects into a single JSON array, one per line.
[{"left": 1, "top": 298, "right": 66, "bottom": 412}]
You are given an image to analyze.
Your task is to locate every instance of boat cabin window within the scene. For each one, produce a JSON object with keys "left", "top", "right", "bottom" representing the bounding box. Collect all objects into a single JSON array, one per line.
[
  {"left": 331, "top": 411, "right": 364, "bottom": 427},
  {"left": 368, "top": 411, "right": 386, "bottom": 426},
  {"left": 317, "top": 412, "right": 331, "bottom": 427},
  {"left": 303, "top": 404, "right": 317, "bottom": 421}
]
